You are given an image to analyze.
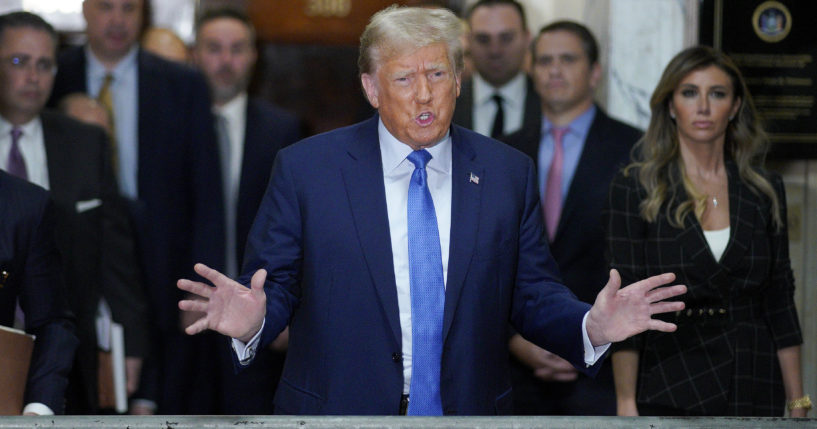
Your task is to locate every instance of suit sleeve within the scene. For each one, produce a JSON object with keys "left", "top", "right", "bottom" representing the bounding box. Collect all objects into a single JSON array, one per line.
[
  {"left": 509, "top": 156, "right": 597, "bottom": 375},
  {"left": 602, "top": 171, "right": 648, "bottom": 352},
  {"left": 761, "top": 173, "right": 802, "bottom": 349},
  {"left": 240, "top": 149, "right": 303, "bottom": 348},
  {"left": 20, "top": 197, "right": 79, "bottom": 414}
]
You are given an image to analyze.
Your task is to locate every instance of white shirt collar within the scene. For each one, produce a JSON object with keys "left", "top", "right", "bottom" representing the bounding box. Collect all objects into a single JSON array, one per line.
[
  {"left": 474, "top": 72, "right": 527, "bottom": 110},
  {"left": 378, "top": 117, "right": 452, "bottom": 176},
  {"left": 214, "top": 92, "right": 248, "bottom": 120},
  {"left": 86, "top": 44, "right": 139, "bottom": 79},
  {"left": 0, "top": 114, "right": 41, "bottom": 137}
]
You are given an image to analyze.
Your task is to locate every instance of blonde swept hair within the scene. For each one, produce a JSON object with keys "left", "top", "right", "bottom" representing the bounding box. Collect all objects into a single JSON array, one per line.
[
  {"left": 358, "top": 5, "right": 464, "bottom": 77},
  {"left": 625, "top": 45, "right": 782, "bottom": 229}
]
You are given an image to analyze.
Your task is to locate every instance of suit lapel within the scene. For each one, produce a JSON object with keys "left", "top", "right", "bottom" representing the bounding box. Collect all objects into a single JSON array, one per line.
[
  {"left": 554, "top": 110, "right": 606, "bottom": 242},
  {"left": 340, "top": 117, "right": 402, "bottom": 345},
  {"left": 717, "top": 161, "right": 755, "bottom": 272},
  {"left": 442, "top": 126, "right": 482, "bottom": 342},
  {"left": 40, "top": 113, "right": 71, "bottom": 198},
  {"left": 237, "top": 99, "right": 260, "bottom": 220}
]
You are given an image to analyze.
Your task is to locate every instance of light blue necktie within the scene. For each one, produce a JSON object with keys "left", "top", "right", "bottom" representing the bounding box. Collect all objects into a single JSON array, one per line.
[{"left": 406, "top": 149, "right": 444, "bottom": 415}]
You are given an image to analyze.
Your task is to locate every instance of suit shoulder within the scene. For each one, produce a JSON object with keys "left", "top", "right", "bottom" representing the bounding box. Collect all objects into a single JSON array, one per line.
[
  {"left": 248, "top": 97, "right": 300, "bottom": 131},
  {"left": 0, "top": 170, "right": 50, "bottom": 208},
  {"left": 140, "top": 50, "right": 208, "bottom": 86},
  {"left": 596, "top": 109, "right": 642, "bottom": 141},
  {"left": 455, "top": 124, "right": 534, "bottom": 167}
]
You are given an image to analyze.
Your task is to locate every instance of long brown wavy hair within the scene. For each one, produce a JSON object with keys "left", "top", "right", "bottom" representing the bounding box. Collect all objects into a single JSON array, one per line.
[{"left": 625, "top": 45, "right": 782, "bottom": 229}]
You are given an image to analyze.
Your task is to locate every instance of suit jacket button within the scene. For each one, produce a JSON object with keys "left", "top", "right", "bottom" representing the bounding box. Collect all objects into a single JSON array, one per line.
[{"left": 392, "top": 353, "right": 402, "bottom": 363}]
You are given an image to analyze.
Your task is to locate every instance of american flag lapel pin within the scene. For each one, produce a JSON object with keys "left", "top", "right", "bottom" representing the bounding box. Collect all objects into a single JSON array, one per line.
[{"left": 469, "top": 172, "right": 479, "bottom": 184}]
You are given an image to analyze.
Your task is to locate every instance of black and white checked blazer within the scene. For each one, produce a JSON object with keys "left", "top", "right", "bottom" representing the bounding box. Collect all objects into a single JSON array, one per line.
[{"left": 603, "top": 160, "right": 802, "bottom": 416}]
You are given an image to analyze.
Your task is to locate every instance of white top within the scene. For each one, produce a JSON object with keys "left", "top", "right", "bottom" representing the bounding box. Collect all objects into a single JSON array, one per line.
[
  {"left": 214, "top": 92, "right": 248, "bottom": 278},
  {"left": 472, "top": 72, "right": 527, "bottom": 137},
  {"left": 703, "top": 226, "right": 730, "bottom": 261},
  {"left": 0, "top": 116, "right": 50, "bottom": 189}
]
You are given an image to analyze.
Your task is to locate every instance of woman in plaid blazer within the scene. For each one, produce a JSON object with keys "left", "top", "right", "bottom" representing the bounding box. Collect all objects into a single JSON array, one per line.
[{"left": 603, "top": 46, "right": 807, "bottom": 417}]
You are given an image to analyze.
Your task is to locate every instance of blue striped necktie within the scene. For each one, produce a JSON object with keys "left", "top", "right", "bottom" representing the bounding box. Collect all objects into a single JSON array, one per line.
[{"left": 405, "top": 149, "right": 445, "bottom": 415}]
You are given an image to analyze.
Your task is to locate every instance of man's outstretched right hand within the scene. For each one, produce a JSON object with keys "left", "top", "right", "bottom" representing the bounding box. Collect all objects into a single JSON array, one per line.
[{"left": 177, "top": 263, "right": 266, "bottom": 343}]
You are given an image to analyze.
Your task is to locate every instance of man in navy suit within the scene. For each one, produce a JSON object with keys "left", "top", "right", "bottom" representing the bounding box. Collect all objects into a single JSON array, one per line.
[
  {"left": 0, "top": 171, "right": 78, "bottom": 415},
  {"left": 48, "top": 0, "right": 224, "bottom": 414},
  {"left": 191, "top": 7, "right": 300, "bottom": 414},
  {"left": 178, "top": 6, "right": 685, "bottom": 415},
  {"left": 502, "top": 21, "right": 642, "bottom": 415}
]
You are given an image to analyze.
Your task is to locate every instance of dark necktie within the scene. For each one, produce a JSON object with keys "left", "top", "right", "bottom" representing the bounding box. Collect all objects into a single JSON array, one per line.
[
  {"left": 405, "top": 149, "right": 444, "bottom": 416},
  {"left": 544, "top": 127, "right": 567, "bottom": 241},
  {"left": 7, "top": 127, "right": 27, "bottom": 180},
  {"left": 490, "top": 94, "right": 504, "bottom": 139}
]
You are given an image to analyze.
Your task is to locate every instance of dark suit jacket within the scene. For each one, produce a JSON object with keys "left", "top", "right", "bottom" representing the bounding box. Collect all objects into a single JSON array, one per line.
[
  {"left": 50, "top": 47, "right": 225, "bottom": 332},
  {"left": 0, "top": 171, "right": 78, "bottom": 413},
  {"left": 40, "top": 110, "right": 147, "bottom": 412},
  {"left": 235, "top": 98, "right": 300, "bottom": 270},
  {"left": 503, "top": 106, "right": 641, "bottom": 303},
  {"left": 452, "top": 76, "right": 541, "bottom": 139},
  {"left": 604, "top": 162, "right": 802, "bottom": 416},
  {"left": 217, "top": 97, "right": 299, "bottom": 414},
  {"left": 240, "top": 115, "right": 599, "bottom": 415}
]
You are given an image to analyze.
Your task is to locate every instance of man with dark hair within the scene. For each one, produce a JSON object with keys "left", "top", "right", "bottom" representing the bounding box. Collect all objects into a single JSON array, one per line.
[
  {"left": 177, "top": 6, "right": 685, "bottom": 416},
  {"left": 453, "top": 0, "right": 540, "bottom": 139},
  {"left": 0, "top": 10, "right": 145, "bottom": 414},
  {"left": 502, "top": 20, "right": 642, "bottom": 415},
  {"left": 48, "top": 0, "right": 224, "bottom": 415},
  {"left": 192, "top": 7, "right": 300, "bottom": 414}
]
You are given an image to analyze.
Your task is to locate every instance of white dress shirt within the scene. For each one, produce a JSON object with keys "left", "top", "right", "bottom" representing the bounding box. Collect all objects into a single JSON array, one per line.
[
  {"left": 378, "top": 119, "right": 452, "bottom": 394},
  {"left": 0, "top": 116, "right": 50, "bottom": 189},
  {"left": 472, "top": 72, "right": 527, "bottom": 137},
  {"left": 214, "top": 93, "right": 248, "bottom": 278},
  {"left": 86, "top": 46, "right": 139, "bottom": 199}
]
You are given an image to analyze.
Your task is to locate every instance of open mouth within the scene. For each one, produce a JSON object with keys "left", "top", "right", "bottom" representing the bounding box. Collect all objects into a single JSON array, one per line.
[{"left": 416, "top": 112, "right": 434, "bottom": 126}]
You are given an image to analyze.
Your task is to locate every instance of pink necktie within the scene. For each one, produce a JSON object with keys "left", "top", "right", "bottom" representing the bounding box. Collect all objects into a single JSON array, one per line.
[{"left": 544, "top": 127, "right": 567, "bottom": 241}]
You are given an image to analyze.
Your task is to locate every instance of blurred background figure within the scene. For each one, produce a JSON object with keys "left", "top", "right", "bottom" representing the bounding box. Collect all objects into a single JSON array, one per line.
[
  {"left": 191, "top": 7, "right": 299, "bottom": 414},
  {"left": 141, "top": 27, "right": 189, "bottom": 63},
  {"left": 605, "top": 45, "right": 808, "bottom": 417},
  {"left": 0, "top": 10, "right": 146, "bottom": 415},
  {"left": 49, "top": 0, "right": 224, "bottom": 415},
  {"left": 453, "top": 0, "right": 538, "bottom": 139},
  {"left": 503, "top": 20, "right": 641, "bottom": 416}
]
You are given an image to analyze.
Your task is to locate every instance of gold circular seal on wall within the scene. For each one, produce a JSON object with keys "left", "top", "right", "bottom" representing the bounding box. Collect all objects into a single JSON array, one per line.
[{"left": 752, "top": 1, "right": 792, "bottom": 43}]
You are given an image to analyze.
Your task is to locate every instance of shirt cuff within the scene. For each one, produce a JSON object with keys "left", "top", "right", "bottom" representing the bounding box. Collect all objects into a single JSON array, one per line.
[
  {"left": 582, "top": 312, "right": 610, "bottom": 367},
  {"left": 231, "top": 319, "right": 265, "bottom": 365},
  {"left": 22, "top": 402, "right": 53, "bottom": 415}
]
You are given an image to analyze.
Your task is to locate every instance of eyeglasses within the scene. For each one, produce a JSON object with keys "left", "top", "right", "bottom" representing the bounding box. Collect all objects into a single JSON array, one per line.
[{"left": 2, "top": 55, "right": 57, "bottom": 75}]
